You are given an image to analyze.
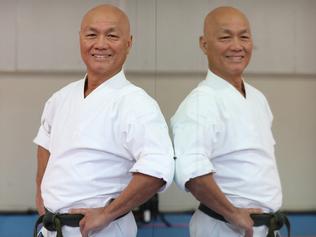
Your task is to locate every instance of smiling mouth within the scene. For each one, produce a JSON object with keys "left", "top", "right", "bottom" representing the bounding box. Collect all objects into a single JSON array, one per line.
[
  {"left": 226, "top": 55, "right": 244, "bottom": 62},
  {"left": 91, "top": 54, "right": 112, "bottom": 60}
]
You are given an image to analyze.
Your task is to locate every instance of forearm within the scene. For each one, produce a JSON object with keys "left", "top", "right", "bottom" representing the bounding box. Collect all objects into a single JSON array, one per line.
[
  {"left": 103, "top": 172, "right": 165, "bottom": 221},
  {"left": 186, "top": 173, "right": 237, "bottom": 219},
  {"left": 35, "top": 146, "right": 50, "bottom": 214},
  {"left": 36, "top": 146, "right": 50, "bottom": 188}
]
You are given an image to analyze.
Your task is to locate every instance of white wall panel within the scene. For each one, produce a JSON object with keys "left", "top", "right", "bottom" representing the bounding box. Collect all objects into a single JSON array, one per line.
[
  {"left": 125, "top": 0, "right": 156, "bottom": 71},
  {"left": 0, "top": 1, "right": 17, "bottom": 71},
  {"left": 156, "top": 0, "right": 209, "bottom": 72},
  {"left": 16, "top": 0, "right": 119, "bottom": 71},
  {"left": 295, "top": 0, "right": 316, "bottom": 74}
]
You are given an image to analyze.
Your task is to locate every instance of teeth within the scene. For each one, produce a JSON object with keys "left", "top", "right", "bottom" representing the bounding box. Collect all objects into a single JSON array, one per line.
[
  {"left": 92, "top": 54, "right": 111, "bottom": 59},
  {"left": 226, "top": 56, "right": 243, "bottom": 62}
]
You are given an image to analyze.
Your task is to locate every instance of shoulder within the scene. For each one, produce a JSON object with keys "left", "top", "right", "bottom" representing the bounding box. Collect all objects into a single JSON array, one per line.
[
  {"left": 246, "top": 82, "right": 274, "bottom": 119},
  {"left": 41, "top": 80, "right": 82, "bottom": 115},
  {"left": 54, "top": 79, "right": 82, "bottom": 98},
  {"left": 246, "top": 83, "right": 270, "bottom": 105},
  {"left": 48, "top": 79, "right": 82, "bottom": 102},
  {"left": 171, "top": 83, "right": 220, "bottom": 125},
  {"left": 177, "top": 83, "right": 218, "bottom": 115},
  {"left": 117, "top": 82, "right": 161, "bottom": 118},
  {"left": 188, "top": 84, "right": 217, "bottom": 105}
]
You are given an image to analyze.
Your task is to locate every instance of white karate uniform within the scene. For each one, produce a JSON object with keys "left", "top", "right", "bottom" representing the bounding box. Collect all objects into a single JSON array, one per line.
[
  {"left": 171, "top": 70, "right": 282, "bottom": 237},
  {"left": 34, "top": 70, "right": 174, "bottom": 237}
]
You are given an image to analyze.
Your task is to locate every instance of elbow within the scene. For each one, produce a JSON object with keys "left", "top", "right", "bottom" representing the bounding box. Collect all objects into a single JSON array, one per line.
[
  {"left": 185, "top": 174, "right": 212, "bottom": 197},
  {"left": 150, "top": 178, "right": 166, "bottom": 192}
]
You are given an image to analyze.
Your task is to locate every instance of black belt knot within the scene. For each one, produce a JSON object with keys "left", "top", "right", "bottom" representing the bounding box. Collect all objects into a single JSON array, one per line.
[
  {"left": 42, "top": 211, "right": 61, "bottom": 231},
  {"left": 33, "top": 209, "right": 84, "bottom": 237},
  {"left": 272, "top": 211, "right": 288, "bottom": 229},
  {"left": 199, "top": 203, "right": 290, "bottom": 237}
]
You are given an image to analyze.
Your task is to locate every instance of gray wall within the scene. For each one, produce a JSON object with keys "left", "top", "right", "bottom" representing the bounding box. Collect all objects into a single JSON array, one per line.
[{"left": 0, "top": 0, "right": 315, "bottom": 211}]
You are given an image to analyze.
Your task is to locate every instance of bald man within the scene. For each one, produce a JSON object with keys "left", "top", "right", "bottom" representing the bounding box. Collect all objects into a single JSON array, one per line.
[
  {"left": 171, "top": 7, "right": 288, "bottom": 237},
  {"left": 34, "top": 4, "right": 174, "bottom": 237}
]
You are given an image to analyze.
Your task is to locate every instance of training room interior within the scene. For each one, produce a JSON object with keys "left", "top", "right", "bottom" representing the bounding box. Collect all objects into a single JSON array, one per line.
[{"left": 0, "top": 0, "right": 315, "bottom": 236}]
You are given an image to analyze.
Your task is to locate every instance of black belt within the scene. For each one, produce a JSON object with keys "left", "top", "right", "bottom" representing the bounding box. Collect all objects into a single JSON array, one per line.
[
  {"left": 34, "top": 207, "right": 129, "bottom": 237},
  {"left": 198, "top": 203, "right": 290, "bottom": 237},
  {"left": 33, "top": 208, "right": 83, "bottom": 237}
]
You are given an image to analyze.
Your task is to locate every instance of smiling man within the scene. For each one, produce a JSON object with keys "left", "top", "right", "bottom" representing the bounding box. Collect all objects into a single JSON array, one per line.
[
  {"left": 171, "top": 6, "right": 288, "bottom": 237},
  {"left": 33, "top": 4, "right": 174, "bottom": 237}
]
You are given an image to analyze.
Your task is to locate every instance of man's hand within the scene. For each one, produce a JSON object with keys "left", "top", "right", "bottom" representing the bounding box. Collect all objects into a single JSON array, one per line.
[
  {"left": 226, "top": 207, "right": 262, "bottom": 237},
  {"left": 70, "top": 207, "right": 111, "bottom": 237}
]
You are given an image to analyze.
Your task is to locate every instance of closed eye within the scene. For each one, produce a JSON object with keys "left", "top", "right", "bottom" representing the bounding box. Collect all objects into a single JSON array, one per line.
[
  {"left": 240, "top": 35, "right": 250, "bottom": 41},
  {"left": 107, "top": 34, "right": 119, "bottom": 40},
  {"left": 86, "top": 34, "right": 96, "bottom": 38},
  {"left": 219, "top": 36, "right": 231, "bottom": 41}
]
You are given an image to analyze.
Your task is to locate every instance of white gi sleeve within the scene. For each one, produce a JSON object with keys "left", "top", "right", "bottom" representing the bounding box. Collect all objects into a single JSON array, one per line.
[
  {"left": 33, "top": 94, "right": 57, "bottom": 150},
  {"left": 171, "top": 88, "right": 219, "bottom": 191},
  {"left": 122, "top": 92, "right": 175, "bottom": 192},
  {"left": 263, "top": 96, "right": 274, "bottom": 126}
]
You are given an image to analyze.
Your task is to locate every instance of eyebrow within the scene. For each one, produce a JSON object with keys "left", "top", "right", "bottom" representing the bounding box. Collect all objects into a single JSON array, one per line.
[
  {"left": 83, "top": 26, "right": 117, "bottom": 33},
  {"left": 220, "top": 29, "right": 250, "bottom": 34}
]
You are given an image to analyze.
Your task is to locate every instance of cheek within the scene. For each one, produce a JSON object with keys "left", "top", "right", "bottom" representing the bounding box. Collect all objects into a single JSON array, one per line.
[
  {"left": 80, "top": 39, "right": 93, "bottom": 51},
  {"left": 80, "top": 45, "right": 88, "bottom": 57},
  {"left": 116, "top": 42, "right": 126, "bottom": 50},
  {"left": 81, "top": 44, "right": 90, "bottom": 52},
  {"left": 245, "top": 42, "right": 253, "bottom": 53},
  {"left": 210, "top": 44, "right": 227, "bottom": 56}
]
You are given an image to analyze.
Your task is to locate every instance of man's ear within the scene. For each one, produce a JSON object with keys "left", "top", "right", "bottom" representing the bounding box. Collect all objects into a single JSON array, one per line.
[
  {"left": 199, "top": 36, "right": 208, "bottom": 55},
  {"left": 127, "top": 35, "right": 133, "bottom": 53}
]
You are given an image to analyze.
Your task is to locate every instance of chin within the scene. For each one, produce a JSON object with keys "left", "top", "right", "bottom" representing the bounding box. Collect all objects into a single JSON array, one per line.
[
  {"left": 229, "top": 66, "right": 246, "bottom": 75},
  {"left": 89, "top": 64, "right": 111, "bottom": 73}
]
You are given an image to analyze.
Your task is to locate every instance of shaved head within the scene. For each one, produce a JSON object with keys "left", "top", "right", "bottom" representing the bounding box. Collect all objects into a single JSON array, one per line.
[
  {"left": 203, "top": 6, "right": 251, "bottom": 36},
  {"left": 81, "top": 4, "right": 130, "bottom": 36}
]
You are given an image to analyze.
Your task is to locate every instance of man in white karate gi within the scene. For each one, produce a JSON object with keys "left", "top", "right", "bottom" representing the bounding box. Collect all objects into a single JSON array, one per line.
[
  {"left": 34, "top": 4, "right": 174, "bottom": 237},
  {"left": 171, "top": 6, "right": 289, "bottom": 237}
]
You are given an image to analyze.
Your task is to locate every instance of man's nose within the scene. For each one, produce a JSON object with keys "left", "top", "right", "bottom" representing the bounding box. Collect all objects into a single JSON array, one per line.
[
  {"left": 95, "top": 35, "right": 109, "bottom": 49},
  {"left": 231, "top": 38, "right": 243, "bottom": 51}
]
